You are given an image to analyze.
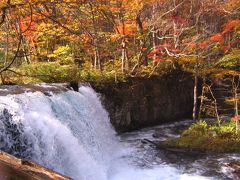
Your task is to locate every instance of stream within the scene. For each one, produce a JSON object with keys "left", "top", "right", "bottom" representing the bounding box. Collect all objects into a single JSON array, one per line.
[{"left": 120, "top": 120, "right": 239, "bottom": 180}]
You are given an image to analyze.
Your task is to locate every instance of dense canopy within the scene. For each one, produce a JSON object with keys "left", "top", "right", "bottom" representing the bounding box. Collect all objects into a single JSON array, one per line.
[{"left": 0, "top": 0, "right": 239, "bottom": 83}]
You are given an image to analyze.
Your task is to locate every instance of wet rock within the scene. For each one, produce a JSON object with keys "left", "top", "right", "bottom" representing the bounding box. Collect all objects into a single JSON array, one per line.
[
  {"left": 43, "top": 92, "right": 52, "bottom": 97},
  {"left": 156, "top": 141, "right": 206, "bottom": 156},
  {"left": 67, "top": 82, "right": 79, "bottom": 92},
  {"left": 0, "top": 109, "right": 33, "bottom": 159},
  {"left": 226, "top": 162, "right": 240, "bottom": 179}
]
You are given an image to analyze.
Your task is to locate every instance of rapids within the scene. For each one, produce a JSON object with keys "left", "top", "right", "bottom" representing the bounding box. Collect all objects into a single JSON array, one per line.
[{"left": 0, "top": 85, "right": 237, "bottom": 179}]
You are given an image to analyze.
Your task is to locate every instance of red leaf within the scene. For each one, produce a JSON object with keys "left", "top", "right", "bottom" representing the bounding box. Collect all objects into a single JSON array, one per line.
[
  {"left": 209, "top": 33, "right": 223, "bottom": 42},
  {"left": 156, "top": 44, "right": 172, "bottom": 48},
  {"left": 222, "top": 19, "right": 240, "bottom": 34}
]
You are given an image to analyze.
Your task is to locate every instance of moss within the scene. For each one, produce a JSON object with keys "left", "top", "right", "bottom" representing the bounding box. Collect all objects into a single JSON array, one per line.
[{"left": 164, "top": 120, "right": 240, "bottom": 153}]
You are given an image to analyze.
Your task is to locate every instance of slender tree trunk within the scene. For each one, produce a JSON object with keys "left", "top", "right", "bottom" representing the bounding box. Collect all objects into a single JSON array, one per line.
[
  {"left": 173, "top": 21, "right": 177, "bottom": 48},
  {"left": 4, "top": 16, "right": 10, "bottom": 66},
  {"left": 152, "top": 30, "right": 157, "bottom": 63},
  {"left": 193, "top": 49, "right": 199, "bottom": 121},
  {"left": 4, "top": 28, "right": 9, "bottom": 66},
  {"left": 90, "top": 2, "right": 101, "bottom": 70},
  {"left": 208, "top": 84, "right": 220, "bottom": 125},
  {"left": 233, "top": 76, "right": 239, "bottom": 133},
  {"left": 94, "top": 46, "right": 98, "bottom": 70},
  {"left": 119, "top": 7, "right": 129, "bottom": 73},
  {"left": 95, "top": 50, "right": 101, "bottom": 70},
  {"left": 198, "top": 78, "right": 206, "bottom": 120},
  {"left": 152, "top": 3, "right": 157, "bottom": 64},
  {"left": 121, "top": 39, "right": 129, "bottom": 73},
  {"left": 193, "top": 74, "right": 198, "bottom": 121},
  {"left": 136, "top": 11, "right": 148, "bottom": 66},
  {"left": 235, "top": 88, "right": 239, "bottom": 133},
  {"left": 22, "top": 38, "right": 31, "bottom": 64}
]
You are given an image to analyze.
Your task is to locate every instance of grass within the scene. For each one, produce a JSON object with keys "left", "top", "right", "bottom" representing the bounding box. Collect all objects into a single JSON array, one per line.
[{"left": 164, "top": 120, "right": 240, "bottom": 153}]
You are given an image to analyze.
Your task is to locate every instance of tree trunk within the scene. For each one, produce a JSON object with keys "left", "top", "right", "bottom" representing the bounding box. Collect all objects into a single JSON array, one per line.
[
  {"left": 193, "top": 74, "right": 198, "bottom": 121},
  {"left": 121, "top": 39, "right": 129, "bottom": 73},
  {"left": 233, "top": 76, "right": 239, "bottom": 133},
  {"left": 136, "top": 12, "right": 148, "bottom": 66},
  {"left": 4, "top": 16, "right": 9, "bottom": 66},
  {"left": 152, "top": 3, "right": 157, "bottom": 64},
  {"left": 198, "top": 78, "right": 206, "bottom": 120},
  {"left": 193, "top": 49, "right": 199, "bottom": 121},
  {"left": 235, "top": 88, "right": 238, "bottom": 133},
  {"left": 22, "top": 38, "right": 31, "bottom": 64},
  {"left": 90, "top": 2, "right": 101, "bottom": 70},
  {"left": 208, "top": 84, "right": 220, "bottom": 125}
]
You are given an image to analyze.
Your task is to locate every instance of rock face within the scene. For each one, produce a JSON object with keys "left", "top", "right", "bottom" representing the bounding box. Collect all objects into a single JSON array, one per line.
[
  {"left": 0, "top": 151, "right": 70, "bottom": 180},
  {"left": 93, "top": 71, "right": 194, "bottom": 132}
]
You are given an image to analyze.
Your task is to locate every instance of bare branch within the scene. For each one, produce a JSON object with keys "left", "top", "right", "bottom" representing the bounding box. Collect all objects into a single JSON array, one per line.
[
  {"left": 0, "top": 0, "right": 10, "bottom": 27},
  {"left": 21, "top": 3, "right": 33, "bottom": 34},
  {"left": 0, "top": 35, "right": 22, "bottom": 74},
  {"left": 152, "top": 1, "right": 184, "bottom": 26},
  {"left": 164, "top": 47, "right": 197, "bottom": 58},
  {"left": 35, "top": 8, "right": 82, "bottom": 35}
]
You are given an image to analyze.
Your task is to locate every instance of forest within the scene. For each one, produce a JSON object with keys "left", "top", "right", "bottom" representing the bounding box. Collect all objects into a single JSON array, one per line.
[
  {"left": 0, "top": 0, "right": 239, "bottom": 119},
  {"left": 0, "top": 0, "right": 240, "bottom": 179},
  {"left": 0, "top": 0, "right": 238, "bottom": 81}
]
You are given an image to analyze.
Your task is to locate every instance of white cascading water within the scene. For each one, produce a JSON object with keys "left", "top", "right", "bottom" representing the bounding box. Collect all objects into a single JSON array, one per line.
[{"left": 0, "top": 85, "right": 211, "bottom": 180}]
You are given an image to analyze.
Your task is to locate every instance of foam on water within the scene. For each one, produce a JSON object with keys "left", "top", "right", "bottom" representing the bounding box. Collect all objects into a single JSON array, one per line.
[{"left": 0, "top": 86, "right": 216, "bottom": 179}]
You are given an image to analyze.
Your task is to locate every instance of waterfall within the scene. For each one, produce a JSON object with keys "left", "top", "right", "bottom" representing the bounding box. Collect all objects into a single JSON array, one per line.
[
  {"left": 0, "top": 86, "right": 119, "bottom": 180},
  {"left": 0, "top": 85, "right": 212, "bottom": 180}
]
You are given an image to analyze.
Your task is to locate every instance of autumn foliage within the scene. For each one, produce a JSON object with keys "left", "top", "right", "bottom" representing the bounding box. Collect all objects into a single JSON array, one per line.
[{"left": 0, "top": 0, "right": 239, "bottom": 82}]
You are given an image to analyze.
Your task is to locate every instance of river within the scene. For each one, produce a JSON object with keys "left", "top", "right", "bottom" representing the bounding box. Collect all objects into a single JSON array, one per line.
[{"left": 0, "top": 85, "right": 238, "bottom": 180}]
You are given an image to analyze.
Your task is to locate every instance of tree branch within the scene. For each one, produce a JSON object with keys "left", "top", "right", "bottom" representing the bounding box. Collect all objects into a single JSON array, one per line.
[
  {"left": 0, "top": 35, "right": 22, "bottom": 74},
  {"left": 0, "top": 0, "right": 10, "bottom": 27}
]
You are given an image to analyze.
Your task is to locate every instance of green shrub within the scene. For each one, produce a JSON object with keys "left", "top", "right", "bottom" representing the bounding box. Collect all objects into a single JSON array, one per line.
[{"left": 165, "top": 119, "right": 240, "bottom": 153}]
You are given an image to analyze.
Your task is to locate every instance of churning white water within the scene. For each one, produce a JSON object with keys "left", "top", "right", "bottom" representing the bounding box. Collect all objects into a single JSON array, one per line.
[{"left": 0, "top": 85, "right": 231, "bottom": 180}]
